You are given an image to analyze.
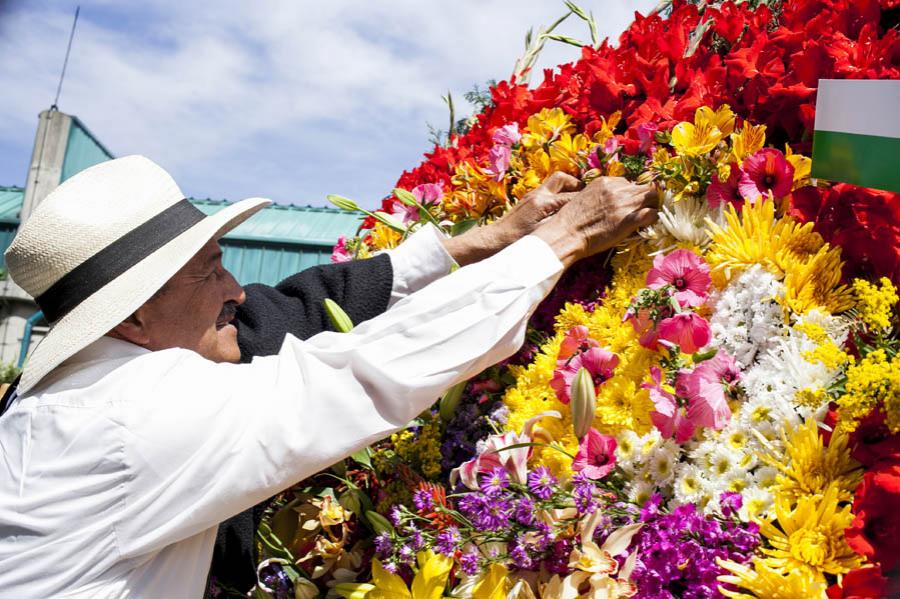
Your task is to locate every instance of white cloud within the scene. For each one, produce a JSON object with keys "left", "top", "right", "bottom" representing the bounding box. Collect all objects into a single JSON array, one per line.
[{"left": 0, "top": 0, "right": 656, "bottom": 207}]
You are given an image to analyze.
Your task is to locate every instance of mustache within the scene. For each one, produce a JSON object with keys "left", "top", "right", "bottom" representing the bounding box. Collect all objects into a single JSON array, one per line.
[{"left": 216, "top": 301, "right": 239, "bottom": 326}]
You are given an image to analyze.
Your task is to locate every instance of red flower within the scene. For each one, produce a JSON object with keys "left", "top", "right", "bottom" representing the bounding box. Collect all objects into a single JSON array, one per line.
[
  {"left": 825, "top": 565, "right": 888, "bottom": 599},
  {"left": 846, "top": 457, "right": 900, "bottom": 571}
]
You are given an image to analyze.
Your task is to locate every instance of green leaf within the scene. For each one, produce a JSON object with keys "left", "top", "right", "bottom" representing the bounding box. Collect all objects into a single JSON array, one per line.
[
  {"left": 692, "top": 349, "right": 719, "bottom": 363},
  {"left": 439, "top": 381, "right": 467, "bottom": 422},
  {"left": 450, "top": 219, "right": 479, "bottom": 237},
  {"left": 365, "top": 510, "right": 394, "bottom": 535},
  {"left": 491, "top": 441, "right": 576, "bottom": 460},
  {"left": 350, "top": 447, "right": 373, "bottom": 469}
]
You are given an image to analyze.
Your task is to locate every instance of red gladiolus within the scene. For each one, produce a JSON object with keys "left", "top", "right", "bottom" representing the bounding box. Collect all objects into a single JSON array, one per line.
[
  {"left": 846, "top": 458, "right": 900, "bottom": 571},
  {"left": 825, "top": 565, "right": 888, "bottom": 599}
]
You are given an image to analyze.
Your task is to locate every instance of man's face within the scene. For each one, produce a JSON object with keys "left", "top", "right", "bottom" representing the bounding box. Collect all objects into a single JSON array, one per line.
[{"left": 132, "top": 239, "right": 245, "bottom": 363}]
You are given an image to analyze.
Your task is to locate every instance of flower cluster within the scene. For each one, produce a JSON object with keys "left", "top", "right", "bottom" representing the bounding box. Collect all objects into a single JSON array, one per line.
[{"left": 239, "top": 2, "right": 900, "bottom": 598}]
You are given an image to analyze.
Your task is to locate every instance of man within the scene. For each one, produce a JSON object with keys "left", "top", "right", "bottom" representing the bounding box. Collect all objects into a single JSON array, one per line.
[{"left": 0, "top": 156, "right": 655, "bottom": 597}]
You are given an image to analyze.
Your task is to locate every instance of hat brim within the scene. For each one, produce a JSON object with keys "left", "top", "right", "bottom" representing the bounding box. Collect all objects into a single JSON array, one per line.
[{"left": 18, "top": 197, "right": 272, "bottom": 394}]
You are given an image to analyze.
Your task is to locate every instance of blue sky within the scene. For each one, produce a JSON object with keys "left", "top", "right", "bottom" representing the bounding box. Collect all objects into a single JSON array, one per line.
[{"left": 0, "top": 1, "right": 656, "bottom": 209}]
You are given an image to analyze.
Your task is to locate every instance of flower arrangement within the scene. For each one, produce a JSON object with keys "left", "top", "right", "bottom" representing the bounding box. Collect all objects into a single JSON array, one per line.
[{"left": 222, "top": 1, "right": 900, "bottom": 598}]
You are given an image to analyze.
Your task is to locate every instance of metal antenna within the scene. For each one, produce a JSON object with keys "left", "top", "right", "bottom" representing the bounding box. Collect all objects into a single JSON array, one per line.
[{"left": 52, "top": 5, "right": 80, "bottom": 110}]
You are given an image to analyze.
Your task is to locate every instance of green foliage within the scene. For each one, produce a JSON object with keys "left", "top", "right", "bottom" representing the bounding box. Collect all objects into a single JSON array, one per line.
[{"left": 0, "top": 362, "right": 21, "bottom": 385}]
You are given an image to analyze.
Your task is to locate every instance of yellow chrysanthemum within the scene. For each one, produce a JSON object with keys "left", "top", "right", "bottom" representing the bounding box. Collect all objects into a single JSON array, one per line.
[
  {"left": 717, "top": 557, "right": 827, "bottom": 599},
  {"left": 730, "top": 124, "right": 767, "bottom": 163},
  {"left": 671, "top": 120, "right": 723, "bottom": 156},
  {"left": 758, "top": 418, "right": 862, "bottom": 504},
  {"left": 852, "top": 276, "right": 898, "bottom": 331},
  {"left": 836, "top": 348, "right": 900, "bottom": 434},
  {"left": 781, "top": 245, "right": 855, "bottom": 315},
  {"left": 757, "top": 485, "right": 864, "bottom": 582},
  {"left": 695, "top": 104, "right": 736, "bottom": 136},
  {"left": 521, "top": 107, "right": 575, "bottom": 148}
]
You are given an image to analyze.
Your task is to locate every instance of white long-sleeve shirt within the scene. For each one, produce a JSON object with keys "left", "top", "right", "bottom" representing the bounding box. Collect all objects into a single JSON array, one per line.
[{"left": 0, "top": 230, "right": 562, "bottom": 598}]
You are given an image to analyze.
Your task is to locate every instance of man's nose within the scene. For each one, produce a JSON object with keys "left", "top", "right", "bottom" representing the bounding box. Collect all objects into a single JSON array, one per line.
[{"left": 222, "top": 268, "right": 245, "bottom": 306}]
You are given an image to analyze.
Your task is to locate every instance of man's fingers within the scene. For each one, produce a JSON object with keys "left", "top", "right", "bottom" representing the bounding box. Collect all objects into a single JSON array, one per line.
[
  {"left": 540, "top": 172, "right": 584, "bottom": 195},
  {"left": 639, "top": 185, "right": 659, "bottom": 209},
  {"left": 626, "top": 207, "right": 659, "bottom": 230}
]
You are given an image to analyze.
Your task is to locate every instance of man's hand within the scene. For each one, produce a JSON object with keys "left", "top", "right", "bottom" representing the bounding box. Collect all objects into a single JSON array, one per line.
[
  {"left": 533, "top": 177, "right": 658, "bottom": 268},
  {"left": 442, "top": 172, "right": 583, "bottom": 266}
]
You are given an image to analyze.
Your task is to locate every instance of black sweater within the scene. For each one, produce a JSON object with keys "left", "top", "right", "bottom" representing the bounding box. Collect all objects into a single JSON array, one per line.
[{"left": 207, "top": 253, "right": 394, "bottom": 595}]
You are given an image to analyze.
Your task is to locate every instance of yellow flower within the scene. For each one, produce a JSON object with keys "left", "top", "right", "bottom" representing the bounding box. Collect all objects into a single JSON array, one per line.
[
  {"left": 781, "top": 245, "right": 855, "bottom": 315},
  {"left": 591, "top": 111, "right": 622, "bottom": 146},
  {"left": 717, "top": 558, "right": 827, "bottom": 598},
  {"left": 757, "top": 485, "right": 864, "bottom": 582},
  {"left": 446, "top": 162, "right": 509, "bottom": 221},
  {"left": 730, "top": 124, "right": 767, "bottom": 163},
  {"left": 521, "top": 108, "right": 575, "bottom": 148},
  {"left": 348, "top": 552, "right": 452, "bottom": 599},
  {"left": 695, "top": 104, "right": 736, "bottom": 136},
  {"left": 472, "top": 563, "right": 511, "bottom": 599},
  {"left": 836, "top": 348, "right": 900, "bottom": 434},
  {"left": 671, "top": 120, "right": 723, "bottom": 156},
  {"left": 784, "top": 144, "right": 812, "bottom": 190},
  {"left": 758, "top": 418, "right": 862, "bottom": 504},
  {"left": 852, "top": 276, "right": 898, "bottom": 331},
  {"left": 369, "top": 222, "right": 402, "bottom": 250},
  {"left": 548, "top": 132, "right": 591, "bottom": 176}
]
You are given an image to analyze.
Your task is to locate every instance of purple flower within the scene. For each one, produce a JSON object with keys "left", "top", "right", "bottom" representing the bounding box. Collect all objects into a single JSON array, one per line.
[
  {"left": 458, "top": 492, "right": 512, "bottom": 531},
  {"left": 509, "top": 536, "right": 535, "bottom": 570},
  {"left": 480, "top": 466, "right": 509, "bottom": 495},
  {"left": 397, "top": 544, "right": 414, "bottom": 565},
  {"left": 382, "top": 561, "right": 399, "bottom": 574},
  {"left": 514, "top": 497, "right": 536, "bottom": 526},
  {"left": 410, "top": 529, "right": 424, "bottom": 550},
  {"left": 388, "top": 506, "right": 403, "bottom": 526},
  {"left": 374, "top": 532, "right": 393, "bottom": 559},
  {"left": 413, "top": 489, "right": 434, "bottom": 511},
  {"left": 719, "top": 492, "right": 743, "bottom": 518},
  {"left": 434, "top": 526, "right": 460, "bottom": 556},
  {"left": 527, "top": 466, "right": 558, "bottom": 500},
  {"left": 459, "top": 549, "right": 480, "bottom": 576}
]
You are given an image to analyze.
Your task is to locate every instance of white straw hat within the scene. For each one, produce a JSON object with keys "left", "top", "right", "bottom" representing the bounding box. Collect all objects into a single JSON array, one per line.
[{"left": 5, "top": 155, "right": 271, "bottom": 394}]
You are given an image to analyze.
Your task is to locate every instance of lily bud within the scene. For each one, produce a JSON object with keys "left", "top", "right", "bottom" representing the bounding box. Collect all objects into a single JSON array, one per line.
[
  {"left": 439, "top": 381, "right": 467, "bottom": 422},
  {"left": 365, "top": 510, "right": 393, "bottom": 535},
  {"left": 571, "top": 367, "right": 597, "bottom": 440},
  {"left": 392, "top": 187, "right": 420, "bottom": 207},
  {"left": 326, "top": 194, "right": 361, "bottom": 212},
  {"left": 324, "top": 298, "right": 354, "bottom": 333}
]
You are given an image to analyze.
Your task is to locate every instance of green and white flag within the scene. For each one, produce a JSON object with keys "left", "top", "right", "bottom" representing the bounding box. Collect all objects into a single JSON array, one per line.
[{"left": 812, "top": 79, "right": 900, "bottom": 193}]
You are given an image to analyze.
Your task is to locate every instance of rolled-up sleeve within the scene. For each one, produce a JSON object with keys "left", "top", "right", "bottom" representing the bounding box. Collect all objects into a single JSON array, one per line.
[
  {"left": 386, "top": 223, "right": 457, "bottom": 306},
  {"left": 112, "top": 235, "right": 562, "bottom": 556}
]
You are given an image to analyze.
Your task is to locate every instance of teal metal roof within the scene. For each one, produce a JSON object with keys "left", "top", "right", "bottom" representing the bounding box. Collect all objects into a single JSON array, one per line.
[
  {"left": 0, "top": 186, "right": 364, "bottom": 285},
  {"left": 60, "top": 117, "right": 115, "bottom": 183}
]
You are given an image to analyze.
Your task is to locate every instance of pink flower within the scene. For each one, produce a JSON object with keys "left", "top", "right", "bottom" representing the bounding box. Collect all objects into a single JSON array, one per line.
[
  {"left": 603, "top": 137, "right": 620, "bottom": 155},
  {"left": 588, "top": 148, "right": 603, "bottom": 170},
  {"left": 492, "top": 123, "right": 521, "bottom": 146},
  {"left": 646, "top": 249, "right": 712, "bottom": 308},
  {"left": 451, "top": 431, "right": 530, "bottom": 490},
  {"left": 390, "top": 200, "right": 420, "bottom": 225},
  {"left": 694, "top": 350, "right": 742, "bottom": 387},
  {"left": 331, "top": 236, "right": 352, "bottom": 263},
  {"left": 706, "top": 166, "right": 744, "bottom": 210},
  {"left": 644, "top": 367, "right": 694, "bottom": 443},
  {"left": 573, "top": 428, "right": 618, "bottom": 480},
  {"left": 625, "top": 307, "right": 661, "bottom": 350},
  {"left": 738, "top": 148, "right": 794, "bottom": 202},
  {"left": 487, "top": 144, "right": 512, "bottom": 181},
  {"left": 637, "top": 122, "right": 659, "bottom": 153},
  {"left": 558, "top": 325, "right": 600, "bottom": 361},
  {"left": 551, "top": 347, "right": 619, "bottom": 405},
  {"left": 676, "top": 367, "right": 732, "bottom": 431},
  {"left": 657, "top": 312, "right": 711, "bottom": 354},
  {"left": 411, "top": 183, "right": 444, "bottom": 206}
]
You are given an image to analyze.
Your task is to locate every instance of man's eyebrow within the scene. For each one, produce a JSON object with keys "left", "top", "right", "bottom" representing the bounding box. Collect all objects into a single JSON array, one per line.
[{"left": 206, "top": 248, "right": 223, "bottom": 267}]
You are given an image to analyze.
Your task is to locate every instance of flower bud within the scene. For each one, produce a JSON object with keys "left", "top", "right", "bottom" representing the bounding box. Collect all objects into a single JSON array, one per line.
[
  {"left": 439, "top": 381, "right": 467, "bottom": 421},
  {"left": 571, "top": 367, "right": 597, "bottom": 440},
  {"left": 393, "top": 187, "right": 420, "bottom": 207},
  {"left": 324, "top": 298, "right": 354, "bottom": 333},
  {"left": 326, "top": 194, "right": 361, "bottom": 212}
]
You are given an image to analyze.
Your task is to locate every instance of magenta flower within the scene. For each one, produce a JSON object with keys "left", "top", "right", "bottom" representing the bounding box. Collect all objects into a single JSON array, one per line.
[
  {"left": 706, "top": 166, "right": 744, "bottom": 210},
  {"left": 675, "top": 367, "right": 732, "bottom": 431},
  {"left": 411, "top": 183, "right": 444, "bottom": 206},
  {"left": 558, "top": 325, "right": 600, "bottom": 361},
  {"left": 492, "top": 123, "right": 521, "bottom": 146},
  {"left": 572, "top": 428, "right": 617, "bottom": 480},
  {"left": 738, "top": 148, "right": 794, "bottom": 202},
  {"left": 694, "top": 350, "right": 742, "bottom": 387},
  {"left": 644, "top": 367, "right": 694, "bottom": 443},
  {"left": 657, "top": 312, "right": 711, "bottom": 354},
  {"left": 603, "top": 137, "right": 619, "bottom": 155},
  {"left": 625, "top": 307, "right": 661, "bottom": 350},
  {"left": 487, "top": 144, "right": 512, "bottom": 181},
  {"left": 637, "top": 122, "right": 659, "bottom": 153},
  {"left": 646, "top": 249, "right": 712, "bottom": 308},
  {"left": 331, "top": 236, "right": 352, "bottom": 263},
  {"left": 550, "top": 347, "right": 619, "bottom": 405}
]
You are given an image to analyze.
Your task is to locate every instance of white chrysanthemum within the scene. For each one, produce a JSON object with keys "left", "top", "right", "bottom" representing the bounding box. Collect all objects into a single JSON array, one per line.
[
  {"left": 673, "top": 463, "right": 710, "bottom": 506},
  {"left": 753, "top": 466, "right": 779, "bottom": 489},
  {"left": 635, "top": 429, "right": 663, "bottom": 462},
  {"left": 721, "top": 468, "right": 753, "bottom": 494},
  {"left": 615, "top": 430, "right": 641, "bottom": 474},
  {"left": 737, "top": 385, "right": 802, "bottom": 445},
  {"left": 646, "top": 441, "right": 680, "bottom": 488},
  {"left": 794, "top": 309, "right": 850, "bottom": 346},
  {"left": 688, "top": 439, "right": 717, "bottom": 471},
  {"left": 641, "top": 195, "right": 717, "bottom": 251},
  {"left": 739, "top": 485, "right": 774, "bottom": 521},
  {"left": 707, "top": 444, "right": 744, "bottom": 480},
  {"left": 709, "top": 265, "right": 787, "bottom": 368},
  {"left": 626, "top": 478, "right": 656, "bottom": 507}
]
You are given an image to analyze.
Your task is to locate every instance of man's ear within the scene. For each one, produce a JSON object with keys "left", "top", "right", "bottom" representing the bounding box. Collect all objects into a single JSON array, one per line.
[{"left": 108, "top": 308, "right": 151, "bottom": 346}]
